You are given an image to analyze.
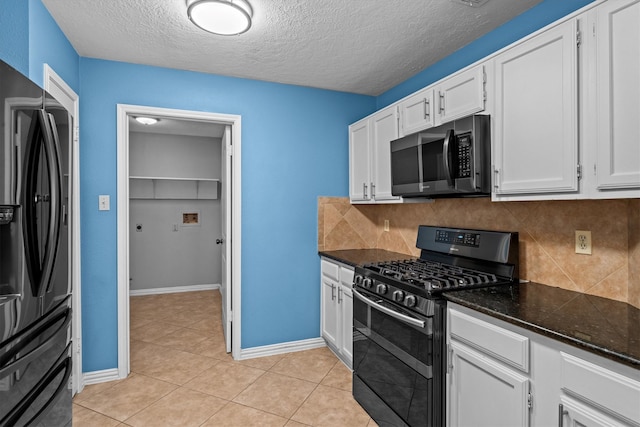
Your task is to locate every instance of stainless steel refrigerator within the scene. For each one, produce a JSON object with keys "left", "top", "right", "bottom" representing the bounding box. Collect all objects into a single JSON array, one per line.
[{"left": 0, "top": 60, "right": 72, "bottom": 426}]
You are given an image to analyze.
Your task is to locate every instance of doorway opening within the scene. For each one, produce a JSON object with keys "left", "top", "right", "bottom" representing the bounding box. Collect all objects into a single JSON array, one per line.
[{"left": 116, "top": 105, "right": 242, "bottom": 378}]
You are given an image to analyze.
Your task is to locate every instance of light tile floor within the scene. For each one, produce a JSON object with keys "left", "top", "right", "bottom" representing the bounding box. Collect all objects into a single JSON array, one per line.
[{"left": 73, "top": 290, "right": 377, "bottom": 426}]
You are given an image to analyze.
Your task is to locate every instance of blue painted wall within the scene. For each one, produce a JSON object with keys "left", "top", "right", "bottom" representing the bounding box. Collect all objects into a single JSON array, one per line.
[
  {"left": 78, "top": 58, "right": 374, "bottom": 370},
  {"left": 28, "top": 0, "right": 79, "bottom": 91},
  {"left": 0, "top": 0, "right": 30, "bottom": 76},
  {"left": 1, "top": 0, "right": 600, "bottom": 373},
  {"left": 377, "top": 0, "right": 597, "bottom": 108}
]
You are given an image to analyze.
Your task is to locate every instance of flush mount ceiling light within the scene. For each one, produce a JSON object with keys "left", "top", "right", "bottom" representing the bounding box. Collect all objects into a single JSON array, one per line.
[
  {"left": 135, "top": 117, "right": 159, "bottom": 125},
  {"left": 187, "top": 0, "right": 253, "bottom": 36}
]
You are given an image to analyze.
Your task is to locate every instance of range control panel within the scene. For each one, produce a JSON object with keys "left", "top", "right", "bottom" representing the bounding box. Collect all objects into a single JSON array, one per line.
[{"left": 435, "top": 229, "right": 480, "bottom": 247}]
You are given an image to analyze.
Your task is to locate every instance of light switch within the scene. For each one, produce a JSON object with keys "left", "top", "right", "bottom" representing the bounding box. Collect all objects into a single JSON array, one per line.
[{"left": 99, "top": 195, "right": 110, "bottom": 211}]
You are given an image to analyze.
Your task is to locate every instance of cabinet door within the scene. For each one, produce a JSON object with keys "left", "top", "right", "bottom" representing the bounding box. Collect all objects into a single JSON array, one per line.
[
  {"left": 449, "top": 341, "right": 530, "bottom": 427},
  {"left": 595, "top": 0, "right": 640, "bottom": 191},
  {"left": 321, "top": 275, "right": 339, "bottom": 349},
  {"left": 436, "top": 65, "right": 485, "bottom": 124},
  {"left": 339, "top": 285, "right": 353, "bottom": 367},
  {"left": 399, "top": 88, "right": 435, "bottom": 136},
  {"left": 370, "top": 107, "right": 401, "bottom": 202},
  {"left": 493, "top": 20, "right": 579, "bottom": 195},
  {"left": 349, "top": 119, "right": 371, "bottom": 202}
]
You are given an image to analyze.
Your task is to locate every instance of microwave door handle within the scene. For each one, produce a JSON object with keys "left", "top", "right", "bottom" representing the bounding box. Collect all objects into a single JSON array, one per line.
[{"left": 443, "top": 129, "right": 455, "bottom": 188}]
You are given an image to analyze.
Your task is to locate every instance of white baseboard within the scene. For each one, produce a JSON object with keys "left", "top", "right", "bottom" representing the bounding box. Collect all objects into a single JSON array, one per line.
[
  {"left": 82, "top": 368, "right": 122, "bottom": 385},
  {"left": 129, "top": 283, "right": 220, "bottom": 296},
  {"left": 239, "top": 337, "right": 327, "bottom": 360}
]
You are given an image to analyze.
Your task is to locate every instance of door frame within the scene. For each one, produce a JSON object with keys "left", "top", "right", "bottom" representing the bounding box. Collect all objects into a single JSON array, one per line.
[
  {"left": 43, "top": 65, "right": 82, "bottom": 394},
  {"left": 116, "top": 104, "right": 242, "bottom": 378}
]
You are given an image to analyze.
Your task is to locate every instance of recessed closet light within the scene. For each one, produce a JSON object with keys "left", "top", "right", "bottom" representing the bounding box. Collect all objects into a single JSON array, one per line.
[{"left": 135, "top": 117, "right": 159, "bottom": 125}]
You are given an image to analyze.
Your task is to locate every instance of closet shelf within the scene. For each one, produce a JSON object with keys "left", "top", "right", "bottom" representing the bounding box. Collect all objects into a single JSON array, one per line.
[
  {"left": 129, "top": 177, "right": 220, "bottom": 200},
  {"left": 130, "top": 176, "right": 220, "bottom": 182}
]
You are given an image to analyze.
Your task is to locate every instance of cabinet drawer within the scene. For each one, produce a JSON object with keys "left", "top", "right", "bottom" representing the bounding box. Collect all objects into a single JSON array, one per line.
[
  {"left": 321, "top": 260, "right": 339, "bottom": 282},
  {"left": 561, "top": 352, "right": 640, "bottom": 424},
  {"left": 340, "top": 266, "right": 354, "bottom": 288},
  {"left": 449, "top": 308, "right": 529, "bottom": 372}
]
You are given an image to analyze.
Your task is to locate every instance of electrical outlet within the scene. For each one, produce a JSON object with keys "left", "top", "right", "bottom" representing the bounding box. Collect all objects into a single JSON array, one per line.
[
  {"left": 575, "top": 230, "right": 592, "bottom": 255},
  {"left": 384, "top": 220, "right": 390, "bottom": 232}
]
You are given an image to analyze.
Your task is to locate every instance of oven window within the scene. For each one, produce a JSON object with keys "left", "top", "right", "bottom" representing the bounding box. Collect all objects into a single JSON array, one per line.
[
  {"left": 353, "top": 295, "right": 433, "bottom": 371},
  {"left": 353, "top": 294, "right": 435, "bottom": 425}
]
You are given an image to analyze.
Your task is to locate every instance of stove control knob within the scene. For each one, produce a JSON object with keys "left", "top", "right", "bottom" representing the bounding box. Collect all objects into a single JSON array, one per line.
[
  {"left": 376, "top": 284, "right": 388, "bottom": 295},
  {"left": 362, "top": 278, "right": 373, "bottom": 289},
  {"left": 392, "top": 290, "right": 405, "bottom": 302},
  {"left": 354, "top": 275, "right": 363, "bottom": 286},
  {"left": 404, "top": 295, "right": 417, "bottom": 308}
]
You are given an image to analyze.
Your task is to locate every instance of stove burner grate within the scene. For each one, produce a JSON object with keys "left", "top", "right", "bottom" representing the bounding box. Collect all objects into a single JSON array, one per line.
[{"left": 364, "top": 258, "right": 505, "bottom": 292}]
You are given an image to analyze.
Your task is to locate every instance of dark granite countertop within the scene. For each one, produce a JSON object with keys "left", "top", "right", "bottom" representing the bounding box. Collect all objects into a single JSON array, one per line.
[
  {"left": 445, "top": 283, "right": 640, "bottom": 369},
  {"left": 318, "top": 249, "right": 640, "bottom": 369},
  {"left": 319, "top": 249, "right": 414, "bottom": 267}
]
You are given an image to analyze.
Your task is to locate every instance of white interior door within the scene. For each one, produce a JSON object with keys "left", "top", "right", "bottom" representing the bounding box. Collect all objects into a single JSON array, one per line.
[{"left": 220, "top": 125, "right": 232, "bottom": 353}]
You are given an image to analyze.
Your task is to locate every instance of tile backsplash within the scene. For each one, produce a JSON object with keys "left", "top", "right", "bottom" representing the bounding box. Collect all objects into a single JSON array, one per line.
[{"left": 318, "top": 197, "right": 640, "bottom": 309}]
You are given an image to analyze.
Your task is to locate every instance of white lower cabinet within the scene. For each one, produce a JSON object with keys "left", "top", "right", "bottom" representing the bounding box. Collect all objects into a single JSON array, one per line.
[
  {"left": 447, "top": 303, "right": 640, "bottom": 427},
  {"left": 449, "top": 341, "right": 530, "bottom": 427},
  {"left": 559, "top": 396, "right": 629, "bottom": 427},
  {"left": 320, "top": 258, "right": 354, "bottom": 368},
  {"left": 558, "top": 352, "right": 640, "bottom": 427},
  {"left": 448, "top": 306, "right": 531, "bottom": 427}
]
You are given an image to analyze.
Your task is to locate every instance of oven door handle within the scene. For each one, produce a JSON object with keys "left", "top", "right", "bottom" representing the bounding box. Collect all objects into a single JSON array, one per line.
[{"left": 353, "top": 290, "right": 425, "bottom": 328}]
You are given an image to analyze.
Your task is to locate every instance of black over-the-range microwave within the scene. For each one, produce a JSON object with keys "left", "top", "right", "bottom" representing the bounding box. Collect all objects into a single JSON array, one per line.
[{"left": 390, "top": 114, "right": 491, "bottom": 198}]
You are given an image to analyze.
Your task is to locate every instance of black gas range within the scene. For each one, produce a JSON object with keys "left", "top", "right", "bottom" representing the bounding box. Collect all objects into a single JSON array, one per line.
[{"left": 352, "top": 226, "right": 519, "bottom": 427}]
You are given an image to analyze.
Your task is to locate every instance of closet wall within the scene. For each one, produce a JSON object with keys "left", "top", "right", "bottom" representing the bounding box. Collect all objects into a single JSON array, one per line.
[{"left": 129, "top": 131, "right": 222, "bottom": 293}]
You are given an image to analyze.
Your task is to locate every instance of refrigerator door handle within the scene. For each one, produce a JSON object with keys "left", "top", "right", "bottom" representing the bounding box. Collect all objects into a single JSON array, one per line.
[
  {"left": 42, "top": 112, "right": 63, "bottom": 295},
  {"left": 22, "top": 110, "right": 63, "bottom": 298},
  {"left": 0, "top": 344, "right": 72, "bottom": 427}
]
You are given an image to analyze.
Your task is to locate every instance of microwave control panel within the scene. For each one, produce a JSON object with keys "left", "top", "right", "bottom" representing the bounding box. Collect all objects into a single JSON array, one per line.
[{"left": 456, "top": 133, "right": 472, "bottom": 178}]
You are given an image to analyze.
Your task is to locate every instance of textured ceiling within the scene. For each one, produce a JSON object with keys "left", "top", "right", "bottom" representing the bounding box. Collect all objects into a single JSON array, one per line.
[{"left": 42, "top": 0, "right": 544, "bottom": 96}]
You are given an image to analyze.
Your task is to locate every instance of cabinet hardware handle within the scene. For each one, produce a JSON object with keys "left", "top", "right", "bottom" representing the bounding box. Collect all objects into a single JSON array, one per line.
[
  {"left": 558, "top": 403, "right": 568, "bottom": 427},
  {"left": 424, "top": 98, "right": 430, "bottom": 119},
  {"left": 363, "top": 183, "right": 368, "bottom": 199},
  {"left": 371, "top": 182, "right": 375, "bottom": 199},
  {"left": 331, "top": 283, "right": 336, "bottom": 301},
  {"left": 439, "top": 92, "right": 445, "bottom": 114},
  {"left": 338, "top": 287, "right": 342, "bottom": 304}
]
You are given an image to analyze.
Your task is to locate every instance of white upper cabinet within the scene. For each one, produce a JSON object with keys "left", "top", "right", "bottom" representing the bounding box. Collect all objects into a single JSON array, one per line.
[
  {"left": 594, "top": 0, "right": 640, "bottom": 192},
  {"left": 349, "top": 106, "right": 401, "bottom": 204},
  {"left": 435, "top": 64, "right": 486, "bottom": 124},
  {"left": 370, "top": 107, "right": 400, "bottom": 201},
  {"left": 398, "top": 65, "right": 486, "bottom": 137},
  {"left": 348, "top": 119, "right": 371, "bottom": 202},
  {"left": 493, "top": 19, "right": 579, "bottom": 196},
  {"left": 399, "top": 88, "right": 435, "bottom": 136}
]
